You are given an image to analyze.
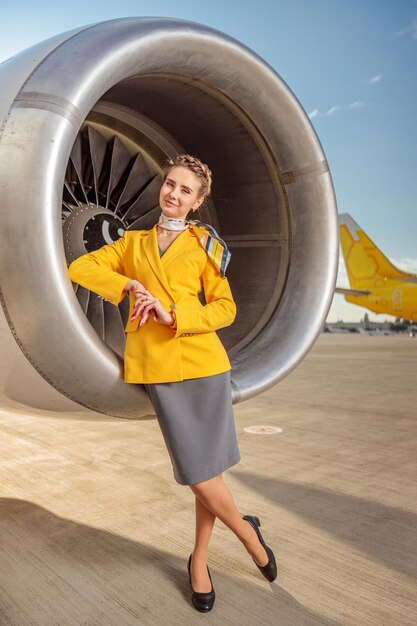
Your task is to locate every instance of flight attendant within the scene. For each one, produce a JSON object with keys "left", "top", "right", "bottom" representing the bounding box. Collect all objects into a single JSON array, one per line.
[{"left": 68, "top": 154, "right": 277, "bottom": 612}]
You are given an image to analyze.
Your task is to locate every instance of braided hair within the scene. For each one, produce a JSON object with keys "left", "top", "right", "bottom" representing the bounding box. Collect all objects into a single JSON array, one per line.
[{"left": 162, "top": 154, "right": 212, "bottom": 199}]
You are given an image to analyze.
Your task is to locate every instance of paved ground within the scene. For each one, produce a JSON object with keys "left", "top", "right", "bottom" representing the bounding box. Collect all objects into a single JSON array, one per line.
[{"left": 0, "top": 333, "right": 416, "bottom": 625}]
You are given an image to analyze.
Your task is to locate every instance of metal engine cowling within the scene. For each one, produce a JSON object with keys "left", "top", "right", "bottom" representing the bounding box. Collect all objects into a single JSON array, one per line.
[{"left": 0, "top": 18, "right": 338, "bottom": 418}]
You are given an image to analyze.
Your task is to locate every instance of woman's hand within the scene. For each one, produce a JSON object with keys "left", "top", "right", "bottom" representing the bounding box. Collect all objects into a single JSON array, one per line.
[
  {"left": 130, "top": 288, "right": 173, "bottom": 327},
  {"left": 123, "top": 279, "right": 147, "bottom": 297},
  {"left": 124, "top": 279, "right": 173, "bottom": 326}
]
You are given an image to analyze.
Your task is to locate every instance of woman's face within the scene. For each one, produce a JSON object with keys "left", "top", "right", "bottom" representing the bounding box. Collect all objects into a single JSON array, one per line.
[{"left": 159, "top": 166, "right": 204, "bottom": 220}]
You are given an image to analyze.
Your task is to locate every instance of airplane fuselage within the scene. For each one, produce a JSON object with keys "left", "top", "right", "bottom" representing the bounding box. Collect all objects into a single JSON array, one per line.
[{"left": 345, "top": 280, "right": 417, "bottom": 321}]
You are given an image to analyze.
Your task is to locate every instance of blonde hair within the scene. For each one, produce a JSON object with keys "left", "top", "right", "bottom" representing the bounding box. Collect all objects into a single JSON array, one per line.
[{"left": 162, "top": 154, "right": 212, "bottom": 199}]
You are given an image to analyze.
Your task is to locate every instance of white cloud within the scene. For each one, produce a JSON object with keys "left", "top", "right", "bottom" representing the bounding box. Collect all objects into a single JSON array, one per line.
[
  {"left": 394, "top": 17, "right": 417, "bottom": 39},
  {"left": 325, "top": 105, "right": 342, "bottom": 116},
  {"left": 369, "top": 74, "right": 382, "bottom": 84},
  {"left": 309, "top": 101, "right": 369, "bottom": 120},
  {"left": 349, "top": 100, "right": 367, "bottom": 109},
  {"left": 391, "top": 258, "right": 417, "bottom": 274}
]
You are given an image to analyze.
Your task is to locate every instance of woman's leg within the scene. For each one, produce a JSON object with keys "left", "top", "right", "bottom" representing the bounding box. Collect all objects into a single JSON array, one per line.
[
  {"left": 190, "top": 495, "right": 216, "bottom": 592},
  {"left": 189, "top": 474, "right": 269, "bottom": 567}
]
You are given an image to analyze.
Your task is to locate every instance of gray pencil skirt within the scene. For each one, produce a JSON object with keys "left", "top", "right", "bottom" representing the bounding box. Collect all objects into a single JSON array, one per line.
[{"left": 144, "top": 369, "right": 241, "bottom": 485}]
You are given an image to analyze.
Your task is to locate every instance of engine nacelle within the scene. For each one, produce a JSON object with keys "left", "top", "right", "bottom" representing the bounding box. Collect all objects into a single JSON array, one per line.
[{"left": 0, "top": 18, "right": 338, "bottom": 418}]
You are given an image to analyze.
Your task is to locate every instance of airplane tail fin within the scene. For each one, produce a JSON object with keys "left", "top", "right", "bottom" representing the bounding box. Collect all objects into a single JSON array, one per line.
[{"left": 338, "top": 213, "right": 414, "bottom": 289}]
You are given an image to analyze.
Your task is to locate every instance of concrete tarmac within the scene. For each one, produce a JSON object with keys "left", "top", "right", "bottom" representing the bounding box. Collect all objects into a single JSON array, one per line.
[{"left": 0, "top": 333, "right": 416, "bottom": 625}]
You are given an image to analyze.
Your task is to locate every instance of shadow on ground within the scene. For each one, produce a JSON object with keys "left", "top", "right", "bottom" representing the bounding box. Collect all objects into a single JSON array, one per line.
[
  {"left": 0, "top": 498, "right": 342, "bottom": 626},
  {"left": 232, "top": 472, "right": 417, "bottom": 579}
]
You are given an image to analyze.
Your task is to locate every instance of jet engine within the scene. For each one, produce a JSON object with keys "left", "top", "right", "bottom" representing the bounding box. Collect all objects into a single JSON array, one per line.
[{"left": 0, "top": 18, "right": 338, "bottom": 418}]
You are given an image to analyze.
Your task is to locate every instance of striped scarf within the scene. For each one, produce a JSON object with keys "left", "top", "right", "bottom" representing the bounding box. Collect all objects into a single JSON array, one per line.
[{"left": 186, "top": 219, "right": 231, "bottom": 278}]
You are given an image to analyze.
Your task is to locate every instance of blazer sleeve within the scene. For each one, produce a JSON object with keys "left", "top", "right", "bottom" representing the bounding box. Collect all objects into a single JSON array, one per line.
[
  {"left": 67, "top": 232, "right": 131, "bottom": 306},
  {"left": 170, "top": 258, "right": 237, "bottom": 337}
]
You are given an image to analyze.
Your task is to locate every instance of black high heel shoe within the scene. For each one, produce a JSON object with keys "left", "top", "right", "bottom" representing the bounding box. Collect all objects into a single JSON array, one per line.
[
  {"left": 243, "top": 515, "right": 278, "bottom": 582},
  {"left": 187, "top": 553, "right": 216, "bottom": 612}
]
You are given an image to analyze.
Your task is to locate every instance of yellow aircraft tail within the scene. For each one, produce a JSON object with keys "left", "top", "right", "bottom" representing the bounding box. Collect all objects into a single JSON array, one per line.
[{"left": 338, "top": 213, "right": 414, "bottom": 289}]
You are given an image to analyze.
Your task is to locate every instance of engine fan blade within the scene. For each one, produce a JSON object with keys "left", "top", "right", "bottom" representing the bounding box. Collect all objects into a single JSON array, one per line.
[
  {"left": 81, "top": 131, "right": 94, "bottom": 201},
  {"left": 88, "top": 126, "right": 109, "bottom": 206},
  {"left": 123, "top": 174, "right": 162, "bottom": 223},
  {"left": 63, "top": 180, "right": 81, "bottom": 207},
  {"left": 69, "top": 134, "right": 89, "bottom": 205},
  {"left": 86, "top": 292, "right": 105, "bottom": 339},
  {"left": 115, "top": 151, "right": 153, "bottom": 212},
  {"left": 75, "top": 286, "right": 90, "bottom": 314},
  {"left": 103, "top": 300, "right": 126, "bottom": 358},
  {"left": 106, "top": 136, "right": 131, "bottom": 210},
  {"left": 128, "top": 206, "right": 161, "bottom": 231}
]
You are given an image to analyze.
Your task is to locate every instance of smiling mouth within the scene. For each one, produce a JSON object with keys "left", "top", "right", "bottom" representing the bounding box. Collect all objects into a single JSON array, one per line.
[{"left": 165, "top": 200, "right": 178, "bottom": 207}]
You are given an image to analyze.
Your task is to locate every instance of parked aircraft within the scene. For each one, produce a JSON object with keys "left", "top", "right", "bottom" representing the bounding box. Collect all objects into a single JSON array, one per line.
[{"left": 336, "top": 214, "right": 417, "bottom": 322}]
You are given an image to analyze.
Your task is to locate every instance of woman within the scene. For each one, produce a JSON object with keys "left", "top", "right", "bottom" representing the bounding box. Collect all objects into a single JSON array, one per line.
[{"left": 68, "top": 154, "right": 277, "bottom": 612}]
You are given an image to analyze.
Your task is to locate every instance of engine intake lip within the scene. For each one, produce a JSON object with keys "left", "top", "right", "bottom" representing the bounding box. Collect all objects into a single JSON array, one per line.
[{"left": 0, "top": 18, "right": 338, "bottom": 417}]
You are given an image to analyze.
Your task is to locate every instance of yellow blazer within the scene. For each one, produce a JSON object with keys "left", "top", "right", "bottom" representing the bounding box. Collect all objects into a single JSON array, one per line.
[{"left": 67, "top": 224, "right": 236, "bottom": 383}]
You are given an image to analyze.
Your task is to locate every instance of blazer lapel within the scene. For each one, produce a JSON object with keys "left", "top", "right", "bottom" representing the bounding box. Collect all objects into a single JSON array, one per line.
[
  {"left": 141, "top": 225, "right": 172, "bottom": 300},
  {"left": 141, "top": 225, "right": 192, "bottom": 301},
  {"left": 160, "top": 227, "right": 194, "bottom": 269}
]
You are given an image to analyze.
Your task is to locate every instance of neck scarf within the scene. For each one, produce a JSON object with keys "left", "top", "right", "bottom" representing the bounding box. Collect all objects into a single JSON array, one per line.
[
  {"left": 158, "top": 214, "right": 188, "bottom": 231},
  {"left": 186, "top": 219, "right": 231, "bottom": 278},
  {"left": 157, "top": 212, "right": 231, "bottom": 276}
]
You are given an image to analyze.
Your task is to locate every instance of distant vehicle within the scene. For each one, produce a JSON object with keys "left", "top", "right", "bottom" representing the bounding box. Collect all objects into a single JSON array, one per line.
[
  {"left": 336, "top": 214, "right": 417, "bottom": 322},
  {"left": 325, "top": 327, "right": 353, "bottom": 334}
]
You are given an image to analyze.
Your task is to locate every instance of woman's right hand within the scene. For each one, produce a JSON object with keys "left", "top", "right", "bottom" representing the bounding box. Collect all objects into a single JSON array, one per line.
[
  {"left": 123, "top": 279, "right": 148, "bottom": 323},
  {"left": 123, "top": 279, "right": 147, "bottom": 296}
]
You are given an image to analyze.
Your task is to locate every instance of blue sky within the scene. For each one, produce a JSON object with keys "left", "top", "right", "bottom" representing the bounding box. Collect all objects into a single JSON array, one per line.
[{"left": 1, "top": 0, "right": 416, "bottom": 322}]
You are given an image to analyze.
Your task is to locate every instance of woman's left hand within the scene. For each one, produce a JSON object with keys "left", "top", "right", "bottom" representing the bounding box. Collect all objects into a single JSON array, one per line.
[{"left": 131, "top": 289, "right": 173, "bottom": 327}]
